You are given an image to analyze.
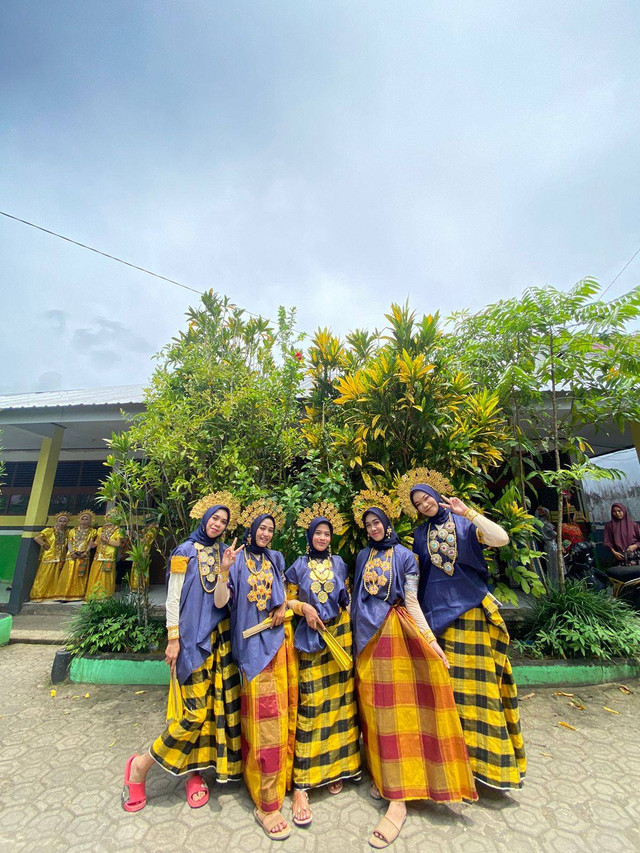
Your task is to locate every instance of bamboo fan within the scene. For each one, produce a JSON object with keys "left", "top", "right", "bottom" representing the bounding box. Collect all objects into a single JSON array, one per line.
[
  {"left": 242, "top": 610, "right": 294, "bottom": 639},
  {"left": 319, "top": 627, "right": 352, "bottom": 670}
]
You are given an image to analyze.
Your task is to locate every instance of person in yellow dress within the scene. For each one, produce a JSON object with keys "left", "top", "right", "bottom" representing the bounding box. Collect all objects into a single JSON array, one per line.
[
  {"left": 30, "top": 512, "right": 70, "bottom": 601},
  {"left": 55, "top": 510, "right": 96, "bottom": 601},
  {"left": 86, "top": 510, "right": 124, "bottom": 598}
]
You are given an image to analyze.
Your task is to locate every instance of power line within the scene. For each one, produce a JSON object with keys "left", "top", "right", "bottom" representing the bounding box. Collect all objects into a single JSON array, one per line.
[
  {"left": 601, "top": 242, "right": 640, "bottom": 299},
  {"left": 0, "top": 209, "right": 204, "bottom": 296}
]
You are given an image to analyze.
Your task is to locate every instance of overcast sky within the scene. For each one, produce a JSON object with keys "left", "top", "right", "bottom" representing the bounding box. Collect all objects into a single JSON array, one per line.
[{"left": 1, "top": 1, "right": 639, "bottom": 394}]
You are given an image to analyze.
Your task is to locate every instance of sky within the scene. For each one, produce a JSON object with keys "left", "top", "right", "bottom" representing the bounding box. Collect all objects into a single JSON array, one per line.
[{"left": 1, "top": 0, "right": 639, "bottom": 393}]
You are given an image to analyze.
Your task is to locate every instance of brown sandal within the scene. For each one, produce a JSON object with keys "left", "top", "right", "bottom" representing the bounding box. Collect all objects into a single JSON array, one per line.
[
  {"left": 254, "top": 808, "right": 291, "bottom": 841},
  {"left": 368, "top": 815, "right": 406, "bottom": 848}
]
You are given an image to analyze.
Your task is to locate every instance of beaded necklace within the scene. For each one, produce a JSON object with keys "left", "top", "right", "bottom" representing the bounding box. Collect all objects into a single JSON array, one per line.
[
  {"left": 427, "top": 513, "right": 457, "bottom": 575},
  {"left": 195, "top": 542, "right": 222, "bottom": 594},
  {"left": 363, "top": 547, "right": 393, "bottom": 600},
  {"left": 246, "top": 552, "right": 273, "bottom": 611},
  {"left": 308, "top": 556, "right": 335, "bottom": 604}
]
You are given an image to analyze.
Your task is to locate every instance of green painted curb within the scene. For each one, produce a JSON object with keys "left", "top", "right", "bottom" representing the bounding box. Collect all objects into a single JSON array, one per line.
[
  {"left": 67, "top": 652, "right": 640, "bottom": 688},
  {"left": 70, "top": 656, "right": 170, "bottom": 685},
  {"left": 512, "top": 661, "right": 640, "bottom": 687},
  {"left": 0, "top": 615, "right": 12, "bottom": 647}
]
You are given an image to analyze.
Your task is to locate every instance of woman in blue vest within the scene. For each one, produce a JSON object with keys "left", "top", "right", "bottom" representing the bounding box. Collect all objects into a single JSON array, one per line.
[
  {"left": 401, "top": 469, "right": 526, "bottom": 791},
  {"left": 122, "top": 494, "right": 244, "bottom": 811}
]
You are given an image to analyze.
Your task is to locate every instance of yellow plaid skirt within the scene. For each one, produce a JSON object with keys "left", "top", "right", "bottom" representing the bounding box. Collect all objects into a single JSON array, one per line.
[
  {"left": 150, "top": 618, "right": 242, "bottom": 779},
  {"left": 241, "top": 623, "right": 298, "bottom": 813},
  {"left": 357, "top": 605, "right": 477, "bottom": 803},
  {"left": 294, "top": 608, "right": 361, "bottom": 789},
  {"left": 438, "top": 594, "right": 526, "bottom": 790}
]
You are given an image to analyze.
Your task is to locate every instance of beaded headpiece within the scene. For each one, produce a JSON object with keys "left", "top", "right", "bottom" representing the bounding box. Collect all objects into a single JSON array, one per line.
[
  {"left": 296, "top": 501, "right": 346, "bottom": 535},
  {"left": 190, "top": 492, "right": 241, "bottom": 528},
  {"left": 352, "top": 489, "right": 398, "bottom": 528},
  {"left": 397, "top": 468, "right": 453, "bottom": 518},
  {"left": 76, "top": 509, "right": 96, "bottom": 524},
  {"left": 240, "top": 498, "right": 286, "bottom": 531}
]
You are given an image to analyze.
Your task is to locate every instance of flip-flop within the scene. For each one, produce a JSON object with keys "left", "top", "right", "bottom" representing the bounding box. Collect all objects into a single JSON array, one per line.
[
  {"left": 292, "top": 790, "right": 313, "bottom": 827},
  {"left": 121, "top": 754, "right": 147, "bottom": 812},
  {"left": 328, "top": 780, "right": 343, "bottom": 795},
  {"left": 253, "top": 808, "right": 291, "bottom": 841},
  {"left": 185, "top": 773, "right": 210, "bottom": 808},
  {"left": 368, "top": 814, "right": 406, "bottom": 849},
  {"left": 369, "top": 782, "right": 383, "bottom": 801}
]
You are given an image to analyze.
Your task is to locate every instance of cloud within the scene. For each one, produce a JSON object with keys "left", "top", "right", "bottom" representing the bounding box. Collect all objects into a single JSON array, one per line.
[
  {"left": 43, "top": 309, "right": 67, "bottom": 334},
  {"left": 71, "top": 317, "right": 150, "bottom": 355}
]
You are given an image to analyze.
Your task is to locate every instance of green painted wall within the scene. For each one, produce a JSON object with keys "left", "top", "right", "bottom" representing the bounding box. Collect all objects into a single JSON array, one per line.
[
  {"left": 0, "top": 536, "right": 20, "bottom": 581},
  {"left": 0, "top": 615, "right": 12, "bottom": 646}
]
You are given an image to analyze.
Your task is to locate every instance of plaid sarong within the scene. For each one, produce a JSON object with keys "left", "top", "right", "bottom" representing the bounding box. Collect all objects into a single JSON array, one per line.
[
  {"left": 150, "top": 617, "right": 242, "bottom": 779},
  {"left": 294, "top": 608, "right": 361, "bottom": 789},
  {"left": 241, "top": 623, "right": 298, "bottom": 813},
  {"left": 438, "top": 594, "right": 526, "bottom": 790},
  {"left": 356, "top": 605, "right": 477, "bottom": 802}
]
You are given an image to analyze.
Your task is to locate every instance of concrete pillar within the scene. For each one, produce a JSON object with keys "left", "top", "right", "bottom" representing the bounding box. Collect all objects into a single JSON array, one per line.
[
  {"left": 630, "top": 423, "right": 640, "bottom": 467},
  {"left": 8, "top": 425, "right": 64, "bottom": 614}
]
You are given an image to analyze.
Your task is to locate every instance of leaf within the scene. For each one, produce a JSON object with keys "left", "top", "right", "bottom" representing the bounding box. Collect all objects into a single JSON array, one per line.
[
  {"left": 603, "top": 707, "right": 620, "bottom": 715},
  {"left": 618, "top": 684, "right": 632, "bottom": 694},
  {"left": 569, "top": 700, "right": 586, "bottom": 711},
  {"left": 84, "top": 693, "right": 90, "bottom": 699},
  {"left": 558, "top": 721, "right": 577, "bottom": 731},
  {"left": 134, "top": 690, "right": 147, "bottom": 695},
  {"left": 107, "top": 741, "right": 117, "bottom": 748},
  {"left": 554, "top": 691, "right": 574, "bottom": 697},
  {"left": 520, "top": 692, "right": 536, "bottom": 700},
  {"left": 49, "top": 689, "right": 56, "bottom": 698}
]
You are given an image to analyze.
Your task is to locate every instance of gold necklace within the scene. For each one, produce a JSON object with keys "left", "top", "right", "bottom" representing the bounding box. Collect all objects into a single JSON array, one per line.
[
  {"left": 246, "top": 552, "right": 273, "bottom": 611},
  {"left": 308, "top": 556, "right": 335, "bottom": 604},
  {"left": 363, "top": 548, "right": 393, "bottom": 601},
  {"left": 195, "top": 543, "right": 221, "bottom": 594},
  {"left": 427, "top": 515, "right": 457, "bottom": 575}
]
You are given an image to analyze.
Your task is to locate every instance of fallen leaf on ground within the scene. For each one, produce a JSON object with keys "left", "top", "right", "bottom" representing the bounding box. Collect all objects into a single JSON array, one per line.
[
  {"left": 603, "top": 707, "right": 620, "bottom": 714},
  {"left": 49, "top": 689, "right": 56, "bottom": 698},
  {"left": 84, "top": 693, "right": 90, "bottom": 699},
  {"left": 540, "top": 752, "right": 553, "bottom": 757},
  {"left": 618, "top": 685, "right": 632, "bottom": 694},
  {"left": 554, "top": 691, "right": 574, "bottom": 697},
  {"left": 107, "top": 741, "right": 116, "bottom": 748},
  {"left": 134, "top": 690, "right": 147, "bottom": 695},
  {"left": 520, "top": 692, "right": 536, "bottom": 700},
  {"left": 558, "top": 721, "right": 578, "bottom": 731},
  {"left": 569, "top": 700, "right": 586, "bottom": 710}
]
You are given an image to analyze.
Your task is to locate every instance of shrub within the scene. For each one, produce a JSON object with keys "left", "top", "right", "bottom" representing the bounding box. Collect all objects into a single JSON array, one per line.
[
  {"left": 521, "top": 581, "right": 640, "bottom": 661},
  {"left": 66, "top": 594, "right": 166, "bottom": 656}
]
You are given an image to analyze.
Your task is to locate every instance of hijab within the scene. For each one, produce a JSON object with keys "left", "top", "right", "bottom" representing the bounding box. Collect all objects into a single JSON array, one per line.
[
  {"left": 363, "top": 507, "right": 400, "bottom": 549},
  {"left": 410, "top": 484, "right": 448, "bottom": 525},
  {"left": 187, "top": 505, "right": 230, "bottom": 546},
  {"left": 604, "top": 503, "right": 640, "bottom": 552},
  {"left": 243, "top": 513, "right": 276, "bottom": 556},
  {"left": 307, "top": 516, "right": 333, "bottom": 559}
]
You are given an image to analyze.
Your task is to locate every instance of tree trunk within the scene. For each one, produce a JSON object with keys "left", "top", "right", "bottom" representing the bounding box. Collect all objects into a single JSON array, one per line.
[{"left": 549, "top": 331, "right": 565, "bottom": 592}]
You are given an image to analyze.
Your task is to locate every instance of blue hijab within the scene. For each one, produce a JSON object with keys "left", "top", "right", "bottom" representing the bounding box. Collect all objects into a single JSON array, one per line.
[
  {"left": 363, "top": 507, "right": 400, "bottom": 549},
  {"left": 410, "top": 484, "right": 448, "bottom": 525},
  {"left": 243, "top": 513, "right": 276, "bottom": 556},
  {"left": 187, "top": 504, "right": 230, "bottom": 546},
  {"left": 307, "top": 516, "right": 333, "bottom": 558}
]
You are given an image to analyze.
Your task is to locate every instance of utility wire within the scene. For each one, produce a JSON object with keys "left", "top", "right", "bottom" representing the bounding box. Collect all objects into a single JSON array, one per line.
[
  {"left": 0, "top": 210, "right": 204, "bottom": 296},
  {"left": 600, "top": 242, "right": 640, "bottom": 299}
]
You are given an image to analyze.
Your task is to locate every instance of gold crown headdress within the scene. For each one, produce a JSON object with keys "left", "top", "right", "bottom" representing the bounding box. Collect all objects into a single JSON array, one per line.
[
  {"left": 240, "top": 498, "right": 286, "bottom": 531},
  {"left": 75, "top": 509, "right": 96, "bottom": 524},
  {"left": 352, "top": 489, "right": 398, "bottom": 528},
  {"left": 296, "top": 501, "right": 346, "bottom": 535},
  {"left": 54, "top": 511, "right": 70, "bottom": 522},
  {"left": 397, "top": 468, "right": 454, "bottom": 518},
  {"left": 190, "top": 492, "right": 241, "bottom": 529}
]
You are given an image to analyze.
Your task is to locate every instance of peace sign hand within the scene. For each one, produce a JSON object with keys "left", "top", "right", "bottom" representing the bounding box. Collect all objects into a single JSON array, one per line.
[
  {"left": 439, "top": 496, "right": 469, "bottom": 516},
  {"left": 221, "top": 538, "right": 244, "bottom": 571}
]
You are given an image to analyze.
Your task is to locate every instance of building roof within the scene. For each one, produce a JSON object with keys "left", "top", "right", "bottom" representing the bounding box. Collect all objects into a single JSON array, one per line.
[{"left": 0, "top": 385, "right": 146, "bottom": 411}]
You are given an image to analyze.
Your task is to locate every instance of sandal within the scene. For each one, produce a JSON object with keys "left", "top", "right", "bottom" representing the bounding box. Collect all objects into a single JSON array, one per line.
[
  {"left": 254, "top": 808, "right": 291, "bottom": 840},
  {"left": 370, "top": 782, "right": 383, "bottom": 801},
  {"left": 185, "top": 773, "right": 209, "bottom": 808},
  {"left": 121, "top": 754, "right": 147, "bottom": 812},
  {"left": 292, "top": 789, "right": 313, "bottom": 827},
  {"left": 368, "top": 814, "right": 406, "bottom": 849},
  {"left": 328, "top": 780, "right": 343, "bottom": 795}
]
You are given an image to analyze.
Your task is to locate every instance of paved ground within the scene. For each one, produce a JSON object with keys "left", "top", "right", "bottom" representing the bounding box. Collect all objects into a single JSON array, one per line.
[{"left": 1, "top": 644, "right": 639, "bottom": 853}]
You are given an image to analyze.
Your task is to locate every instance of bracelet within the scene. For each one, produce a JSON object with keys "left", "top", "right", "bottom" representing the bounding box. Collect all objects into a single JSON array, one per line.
[
  {"left": 167, "top": 626, "right": 180, "bottom": 640},
  {"left": 290, "top": 600, "right": 305, "bottom": 616},
  {"left": 464, "top": 508, "right": 479, "bottom": 522}
]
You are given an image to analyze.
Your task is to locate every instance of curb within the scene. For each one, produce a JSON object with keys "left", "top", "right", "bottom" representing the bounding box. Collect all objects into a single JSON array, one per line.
[
  {"left": 0, "top": 615, "right": 12, "bottom": 647},
  {"left": 67, "top": 653, "right": 640, "bottom": 688}
]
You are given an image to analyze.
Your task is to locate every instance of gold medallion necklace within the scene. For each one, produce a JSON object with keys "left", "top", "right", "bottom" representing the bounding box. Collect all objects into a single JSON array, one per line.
[
  {"left": 246, "top": 552, "right": 273, "bottom": 611},
  {"left": 195, "top": 543, "right": 221, "bottom": 594},
  {"left": 427, "top": 515, "right": 457, "bottom": 575},
  {"left": 363, "top": 548, "right": 393, "bottom": 601},
  {"left": 308, "top": 556, "right": 335, "bottom": 604}
]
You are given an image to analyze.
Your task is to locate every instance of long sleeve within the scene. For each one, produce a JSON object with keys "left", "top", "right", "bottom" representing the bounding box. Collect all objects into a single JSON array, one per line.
[
  {"left": 404, "top": 576, "right": 435, "bottom": 643},
  {"left": 468, "top": 511, "right": 510, "bottom": 547},
  {"left": 165, "top": 571, "right": 185, "bottom": 637}
]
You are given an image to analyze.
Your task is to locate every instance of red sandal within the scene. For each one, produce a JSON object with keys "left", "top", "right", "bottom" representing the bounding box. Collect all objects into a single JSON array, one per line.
[
  {"left": 185, "top": 773, "right": 210, "bottom": 808},
  {"left": 121, "top": 755, "right": 147, "bottom": 812}
]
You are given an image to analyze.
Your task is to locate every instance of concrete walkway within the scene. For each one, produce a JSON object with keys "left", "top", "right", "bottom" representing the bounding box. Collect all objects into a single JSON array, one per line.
[{"left": 1, "top": 643, "right": 639, "bottom": 852}]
